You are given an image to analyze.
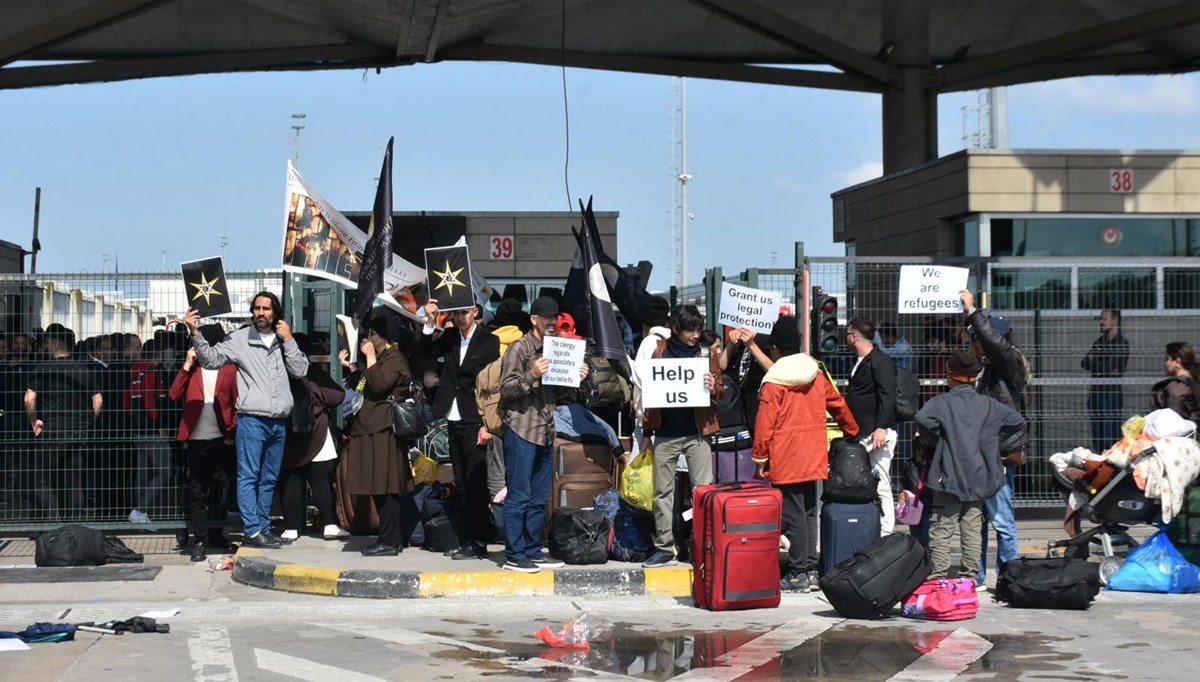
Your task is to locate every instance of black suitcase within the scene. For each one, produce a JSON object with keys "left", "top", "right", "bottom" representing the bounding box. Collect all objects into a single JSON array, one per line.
[
  {"left": 995, "top": 557, "right": 1100, "bottom": 610},
  {"left": 819, "top": 501, "right": 881, "bottom": 575},
  {"left": 819, "top": 533, "right": 931, "bottom": 619}
]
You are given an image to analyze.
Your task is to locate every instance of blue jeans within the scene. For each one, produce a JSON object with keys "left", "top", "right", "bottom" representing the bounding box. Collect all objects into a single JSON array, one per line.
[
  {"left": 1088, "top": 390, "right": 1124, "bottom": 454},
  {"left": 980, "top": 464, "right": 1018, "bottom": 583},
  {"left": 502, "top": 427, "right": 553, "bottom": 562},
  {"left": 235, "top": 414, "right": 287, "bottom": 537}
]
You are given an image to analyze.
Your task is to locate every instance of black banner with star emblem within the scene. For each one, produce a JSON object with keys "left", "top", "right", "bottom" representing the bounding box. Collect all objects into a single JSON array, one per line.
[
  {"left": 424, "top": 244, "right": 475, "bottom": 311},
  {"left": 181, "top": 256, "right": 233, "bottom": 317}
]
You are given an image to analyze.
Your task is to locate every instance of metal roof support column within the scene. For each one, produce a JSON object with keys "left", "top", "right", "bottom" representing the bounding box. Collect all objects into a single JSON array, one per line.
[{"left": 881, "top": 0, "right": 936, "bottom": 175}]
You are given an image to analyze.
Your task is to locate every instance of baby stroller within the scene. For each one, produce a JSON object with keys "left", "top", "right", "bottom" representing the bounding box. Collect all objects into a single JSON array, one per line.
[{"left": 1048, "top": 445, "right": 1163, "bottom": 586}]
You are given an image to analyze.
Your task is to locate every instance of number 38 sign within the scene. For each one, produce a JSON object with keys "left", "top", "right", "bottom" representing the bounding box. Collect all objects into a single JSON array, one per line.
[
  {"left": 1110, "top": 169, "right": 1134, "bottom": 193},
  {"left": 489, "top": 235, "right": 514, "bottom": 260}
]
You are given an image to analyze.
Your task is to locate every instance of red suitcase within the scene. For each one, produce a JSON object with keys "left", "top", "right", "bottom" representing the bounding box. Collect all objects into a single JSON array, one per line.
[{"left": 692, "top": 482, "right": 782, "bottom": 611}]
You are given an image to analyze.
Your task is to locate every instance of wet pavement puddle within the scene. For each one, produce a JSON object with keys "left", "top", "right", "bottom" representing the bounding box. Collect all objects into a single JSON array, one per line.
[{"left": 426, "top": 622, "right": 1125, "bottom": 680}]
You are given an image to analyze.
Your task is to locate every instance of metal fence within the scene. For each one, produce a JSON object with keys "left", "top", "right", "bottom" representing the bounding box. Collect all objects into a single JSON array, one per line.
[
  {"left": 0, "top": 271, "right": 284, "bottom": 531},
  {"left": 804, "top": 256, "right": 1200, "bottom": 507}
]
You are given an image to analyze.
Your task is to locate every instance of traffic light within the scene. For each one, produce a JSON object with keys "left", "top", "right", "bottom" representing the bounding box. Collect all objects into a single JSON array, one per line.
[{"left": 811, "top": 290, "right": 839, "bottom": 356}]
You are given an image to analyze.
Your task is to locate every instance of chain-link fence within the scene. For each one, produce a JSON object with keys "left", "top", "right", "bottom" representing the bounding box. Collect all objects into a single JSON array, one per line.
[
  {"left": 0, "top": 271, "right": 283, "bottom": 531},
  {"left": 807, "top": 256, "right": 1200, "bottom": 507}
]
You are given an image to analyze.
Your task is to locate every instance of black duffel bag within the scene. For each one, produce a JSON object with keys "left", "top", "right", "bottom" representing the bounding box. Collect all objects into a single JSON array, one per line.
[
  {"left": 34, "top": 525, "right": 107, "bottom": 567},
  {"left": 547, "top": 507, "right": 610, "bottom": 565},
  {"left": 819, "top": 533, "right": 931, "bottom": 619},
  {"left": 823, "top": 437, "right": 877, "bottom": 503},
  {"left": 995, "top": 557, "right": 1100, "bottom": 610}
]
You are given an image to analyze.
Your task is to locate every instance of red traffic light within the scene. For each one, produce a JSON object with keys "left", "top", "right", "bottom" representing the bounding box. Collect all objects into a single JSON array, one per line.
[{"left": 821, "top": 299, "right": 837, "bottom": 315}]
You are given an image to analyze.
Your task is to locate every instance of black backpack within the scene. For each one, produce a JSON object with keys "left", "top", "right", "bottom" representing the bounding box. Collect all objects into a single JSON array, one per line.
[
  {"left": 548, "top": 507, "right": 611, "bottom": 565},
  {"left": 713, "top": 373, "right": 748, "bottom": 439},
  {"left": 823, "top": 437, "right": 877, "bottom": 503},
  {"left": 819, "top": 533, "right": 932, "bottom": 619},
  {"left": 288, "top": 376, "right": 316, "bottom": 435},
  {"left": 894, "top": 367, "right": 920, "bottom": 422},
  {"left": 34, "top": 525, "right": 107, "bottom": 567}
]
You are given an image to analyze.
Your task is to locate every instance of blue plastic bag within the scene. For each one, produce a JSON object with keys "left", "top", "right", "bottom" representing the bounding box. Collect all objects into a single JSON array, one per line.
[{"left": 1107, "top": 530, "right": 1200, "bottom": 594}]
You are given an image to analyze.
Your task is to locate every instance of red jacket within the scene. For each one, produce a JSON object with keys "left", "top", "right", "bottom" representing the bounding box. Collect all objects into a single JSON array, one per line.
[
  {"left": 169, "top": 364, "right": 238, "bottom": 441},
  {"left": 753, "top": 353, "right": 859, "bottom": 484},
  {"left": 124, "top": 361, "right": 166, "bottom": 421}
]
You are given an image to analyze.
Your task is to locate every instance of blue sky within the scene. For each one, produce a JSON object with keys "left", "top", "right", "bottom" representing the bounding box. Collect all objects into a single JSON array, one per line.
[{"left": 3, "top": 62, "right": 1199, "bottom": 290}]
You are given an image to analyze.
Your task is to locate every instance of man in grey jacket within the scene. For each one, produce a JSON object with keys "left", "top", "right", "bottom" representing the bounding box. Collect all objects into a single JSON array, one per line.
[
  {"left": 915, "top": 350, "right": 1026, "bottom": 582},
  {"left": 184, "top": 292, "right": 308, "bottom": 549}
]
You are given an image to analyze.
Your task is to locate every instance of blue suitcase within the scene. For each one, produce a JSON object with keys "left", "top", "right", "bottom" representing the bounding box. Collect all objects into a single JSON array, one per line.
[{"left": 820, "top": 501, "right": 881, "bottom": 575}]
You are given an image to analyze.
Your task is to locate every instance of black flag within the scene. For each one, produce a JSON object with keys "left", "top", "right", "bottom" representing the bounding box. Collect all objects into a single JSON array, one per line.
[
  {"left": 576, "top": 210, "right": 631, "bottom": 377},
  {"left": 578, "top": 197, "right": 644, "bottom": 330},
  {"left": 354, "top": 137, "right": 394, "bottom": 326},
  {"left": 180, "top": 256, "right": 232, "bottom": 317},
  {"left": 424, "top": 244, "right": 476, "bottom": 311}
]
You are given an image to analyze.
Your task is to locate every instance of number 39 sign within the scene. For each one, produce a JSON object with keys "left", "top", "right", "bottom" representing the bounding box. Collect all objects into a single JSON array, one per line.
[{"left": 489, "top": 235, "right": 514, "bottom": 260}]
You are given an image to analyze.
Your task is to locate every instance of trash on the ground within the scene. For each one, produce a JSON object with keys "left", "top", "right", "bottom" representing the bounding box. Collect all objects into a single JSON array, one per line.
[
  {"left": 80, "top": 616, "right": 169, "bottom": 634},
  {"left": 138, "top": 608, "right": 180, "bottom": 619},
  {"left": 0, "top": 622, "right": 76, "bottom": 644},
  {"left": 207, "top": 555, "right": 235, "bottom": 572},
  {"left": 535, "top": 613, "right": 613, "bottom": 649}
]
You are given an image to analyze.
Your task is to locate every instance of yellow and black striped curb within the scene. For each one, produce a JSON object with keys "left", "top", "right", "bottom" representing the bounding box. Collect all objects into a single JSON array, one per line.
[{"left": 233, "top": 548, "right": 693, "bottom": 599}]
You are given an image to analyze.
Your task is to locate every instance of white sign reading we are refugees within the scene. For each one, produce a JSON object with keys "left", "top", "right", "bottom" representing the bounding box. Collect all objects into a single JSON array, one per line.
[
  {"left": 717, "top": 282, "right": 780, "bottom": 333},
  {"left": 897, "top": 265, "right": 969, "bottom": 314},
  {"left": 542, "top": 336, "right": 586, "bottom": 387},
  {"left": 641, "top": 358, "right": 710, "bottom": 409}
]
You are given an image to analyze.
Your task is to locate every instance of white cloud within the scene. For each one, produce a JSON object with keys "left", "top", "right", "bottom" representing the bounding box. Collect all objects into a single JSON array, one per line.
[
  {"left": 833, "top": 160, "right": 883, "bottom": 187},
  {"left": 1025, "top": 75, "right": 1200, "bottom": 116}
]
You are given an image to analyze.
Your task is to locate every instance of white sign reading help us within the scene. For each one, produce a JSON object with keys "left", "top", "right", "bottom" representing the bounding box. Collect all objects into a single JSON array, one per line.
[
  {"left": 641, "top": 358, "right": 710, "bottom": 408},
  {"left": 718, "top": 282, "right": 781, "bottom": 333},
  {"left": 542, "top": 336, "right": 586, "bottom": 387},
  {"left": 897, "top": 265, "right": 970, "bottom": 314}
]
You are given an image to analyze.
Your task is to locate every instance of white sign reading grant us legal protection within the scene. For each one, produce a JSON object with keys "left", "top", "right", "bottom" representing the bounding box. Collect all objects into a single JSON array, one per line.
[
  {"left": 897, "top": 265, "right": 970, "bottom": 314},
  {"left": 718, "top": 282, "right": 781, "bottom": 333},
  {"left": 641, "top": 358, "right": 711, "bottom": 408},
  {"left": 542, "top": 336, "right": 586, "bottom": 387}
]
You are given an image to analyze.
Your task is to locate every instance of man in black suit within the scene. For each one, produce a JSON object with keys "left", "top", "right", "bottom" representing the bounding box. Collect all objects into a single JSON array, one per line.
[
  {"left": 844, "top": 318, "right": 899, "bottom": 535},
  {"left": 421, "top": 298, "right": 501, "bottom": 559}
]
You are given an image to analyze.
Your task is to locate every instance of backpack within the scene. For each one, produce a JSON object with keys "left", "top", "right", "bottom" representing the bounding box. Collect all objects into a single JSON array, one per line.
[
  {"left": 902, "top": 578, "right": 979, "bottom": 621},
  {"left": 416, "top": 418, "right": 451, "bottom": 463},
  {"left": 823, "top": 437, "right": 877, "bottom": 503},
  {"left": 819, "top": 533, "right": 932, "bottom": 619},
  {"left": 547, "top": 507, "right": 611, "bottom": 565},
  {"left": 476, "top": 357, "right": 504, "bottom": 435},
  {"left": 34, "top": 525, "right": 107, "bottom": 567},
  {"left": 586, "top": 356, "right": 631, "bottom": 411},
  {"left": 712, "top": 373, "right": 748, "bottom": 439},
  {"left": 287, "top": 376, "right": 316, "bottom": 435},
  {"left": 894, "top": 366, "right": 920, "bottom": 422}
]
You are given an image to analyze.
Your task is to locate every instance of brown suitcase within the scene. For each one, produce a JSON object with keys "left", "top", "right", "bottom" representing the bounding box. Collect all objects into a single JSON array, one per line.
[{"left": 549, "top": 438, "right": 617, "bottom": 514}]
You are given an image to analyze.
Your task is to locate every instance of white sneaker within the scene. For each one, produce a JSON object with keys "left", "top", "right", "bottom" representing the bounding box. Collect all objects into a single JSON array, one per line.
[
  {"left": 280, "top": 529, "right": 299, "bottom": 541},
  {"left": 324, "top": 525, "right": 350, "bottom": 540}
]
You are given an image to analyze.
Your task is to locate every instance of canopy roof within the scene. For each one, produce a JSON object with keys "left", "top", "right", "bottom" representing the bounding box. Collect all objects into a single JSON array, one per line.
[{"left": 4, "top": 0, "right": 1200, "bottom": 92}]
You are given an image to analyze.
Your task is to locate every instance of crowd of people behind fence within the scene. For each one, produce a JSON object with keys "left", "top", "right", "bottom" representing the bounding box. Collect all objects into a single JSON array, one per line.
[{"left": 1, "top": 287, "right": 1198, "bottom": 580}]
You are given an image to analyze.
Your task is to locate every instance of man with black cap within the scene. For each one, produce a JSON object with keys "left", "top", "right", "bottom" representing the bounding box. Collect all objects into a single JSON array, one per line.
[
  {"left": 960, "top": 288, "right": 1030, "bottom": 587},
  {"left": 915, "top": 350, "right": 1026, "bottom": 582},
  {"left": 498, "top": 295, "right": 589, "bottom": 573},
  {"left": 421, "top": 297, "right": 500, "bottom": 560},
  {"left": 185, "top": 292, "right": 309, "bottom": 549}
]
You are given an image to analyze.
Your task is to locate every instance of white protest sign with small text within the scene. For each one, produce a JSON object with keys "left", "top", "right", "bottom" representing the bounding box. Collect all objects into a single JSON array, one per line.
[
  {"left": 641, "top": 358, "right": 710, "bottom": 408},
  {"left": 542, "top": 336, "right": 586, "bottom": 387},
  {"left": 897, "top": 265, "right": 969, "bottom": 314},
  {"left": 718, "top": 282, "right": 781, "bottom": 333}
]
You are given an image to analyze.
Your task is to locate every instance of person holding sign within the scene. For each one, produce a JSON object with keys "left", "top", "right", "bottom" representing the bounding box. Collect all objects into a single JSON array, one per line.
[
  {"left": 498, "top": 296, "right": 589, "bottom": 574},
  {"left": 420, "top": 298, "right": 500, "bottom": 562},
  {"left": 638, "top": 305, "right": 723, "bottom": 568}
]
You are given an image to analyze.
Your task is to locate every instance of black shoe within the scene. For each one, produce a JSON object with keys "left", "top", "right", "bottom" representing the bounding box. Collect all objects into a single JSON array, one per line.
[
  {"left": 240, "top": 532, "right": 283, "bottom": 549},
  {"left": 263, "top": 530, "right": 293, "bottom": 546},
  {"left": 361, "top": 543, "right": 402, "bottom": 557},
  {"left": 190, "top": 544, "right": 207, "bottom": 563},
  {"left": 450, "top": 542, "right": 487, "bottom": 560},
  {"left": 503, "top": 558, "right": 539, "bottom": 573},
  {"left": 529, "top": 552, "right": 565, "bottom": 568},
  {"left": 206, "top": 533, "right": 233, "bottom": 552}
]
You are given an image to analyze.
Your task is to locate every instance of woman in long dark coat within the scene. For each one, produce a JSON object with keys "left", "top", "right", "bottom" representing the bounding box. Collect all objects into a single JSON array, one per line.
[{"left": 345, "top": 313, "right": 414, "bottom": 556}]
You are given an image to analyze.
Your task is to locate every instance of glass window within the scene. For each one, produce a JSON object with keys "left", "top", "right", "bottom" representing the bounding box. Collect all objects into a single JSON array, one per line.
[
  {"left": 1165, "top": 268, "right": 1200, "bottom": 309},
  {"left": 1078, "top": 268, "right": 1156, "bottom": 310},
  {"left": 990, "top": 268, "right": 1070, "bottom": 310},
  {"left": 992, "top": 217, "right": 1180, "bottom": 257}
]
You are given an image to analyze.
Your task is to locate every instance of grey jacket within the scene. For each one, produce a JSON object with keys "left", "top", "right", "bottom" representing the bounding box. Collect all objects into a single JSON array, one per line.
[
  {"left": 192, "top": 327, "right": 309, "bottom": 419},
  {"left": 915, "top": 384, "right": 1026, "bottom": 502}
]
